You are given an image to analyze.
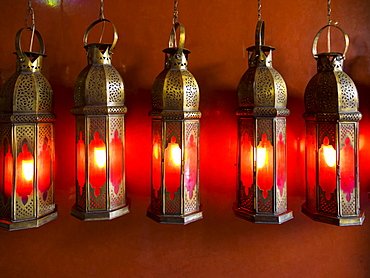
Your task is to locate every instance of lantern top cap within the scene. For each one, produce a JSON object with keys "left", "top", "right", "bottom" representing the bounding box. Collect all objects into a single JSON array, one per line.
[
  {"left": 162, "top": 47, "right": 190, "bottom": 55},
  {"left": 312, "top": 24, "right": 349, "bottom": 59}
]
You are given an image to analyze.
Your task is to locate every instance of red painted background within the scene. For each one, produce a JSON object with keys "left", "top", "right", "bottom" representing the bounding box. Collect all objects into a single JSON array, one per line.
[{"left": 0, "top": 0, "right": 369, "bottom": 277}]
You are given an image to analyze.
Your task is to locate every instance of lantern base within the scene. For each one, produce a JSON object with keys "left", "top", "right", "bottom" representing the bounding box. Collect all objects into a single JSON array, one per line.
[
  {"left": 301, "top": 203, "right": 365, "bottom": 226},
  {"left": 233, "top": 203, "right": 293, "bottom": 224},
  {"left": 71, "top": 200, "right": 130, "bottom": 221},
  {"left": 0, "top": 207, "right": 58, "bottom": 231},
  {"left": 146, "top": 207, "right": 203, "bottom": 225}
]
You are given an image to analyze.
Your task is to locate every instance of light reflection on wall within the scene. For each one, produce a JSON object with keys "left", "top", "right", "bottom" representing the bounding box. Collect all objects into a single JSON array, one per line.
[{"left": 37, "top": 0, "right": 60, "bottom": 7}]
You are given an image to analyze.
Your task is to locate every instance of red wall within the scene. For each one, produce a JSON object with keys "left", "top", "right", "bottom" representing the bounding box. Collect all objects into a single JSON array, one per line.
[{"left": 0, "top": 0, "right": 370, "bottom": 277}]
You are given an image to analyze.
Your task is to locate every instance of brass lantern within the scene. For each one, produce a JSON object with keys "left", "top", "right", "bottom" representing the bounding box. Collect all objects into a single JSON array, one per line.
[
  {"left": 0, "top": 28, "right": 57, "bottom": 230},
  {"left": 71, "top": 18, "right": 129, "bottom": 221},
  {"left": 146, "top": 23, "right": 202, "bottom": 225},
  {"left": 301, "top": 24, "right": 364, "bottom": 226},
  {"left": 233, "top": 21, "right": 293, "bottom": 224}
]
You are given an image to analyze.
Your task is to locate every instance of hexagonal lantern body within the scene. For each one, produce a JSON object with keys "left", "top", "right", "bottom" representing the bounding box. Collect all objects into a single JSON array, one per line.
[
  {"left": 71, "top": 19, "right": 129, "bottom": 221},
  {"left": 302, "top": 25, "right": 364, "bottom": 226},
  {"left": 233, "top": 21, "right": 293, "bottom": 224},
  {"left": 0, "top": 28, "right": 57, "bottom": 230},
  {"left": 147, "top": 23, "right": 202, "bottom": 225}
]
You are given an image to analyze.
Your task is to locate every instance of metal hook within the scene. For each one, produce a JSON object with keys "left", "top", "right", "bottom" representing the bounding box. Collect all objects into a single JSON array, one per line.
[{"left": 24, "top": 0, "right": 36, "bottom": 52}]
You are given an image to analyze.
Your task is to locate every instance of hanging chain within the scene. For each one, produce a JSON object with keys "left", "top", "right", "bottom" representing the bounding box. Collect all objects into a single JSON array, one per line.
[
  {"left": 257, "top": 0, "right": 261, "bottom": 21},
  {"left": 326, "top": 0, "right": 338, "bottom": 53},
  {"left": 172, "top": 0, "right": 179, "bottom": 47},
  {"left": 24, "top": 0, "right": 36, "bottom": 52},
  {"left": 98, "top": 0, "right": 105, "bottom": 44}
]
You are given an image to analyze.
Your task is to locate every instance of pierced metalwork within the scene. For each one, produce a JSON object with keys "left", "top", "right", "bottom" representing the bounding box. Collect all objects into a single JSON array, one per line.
[
  {"left": 302, "top": 23, "right": 364, "bottom": 226},
  {"left": 71, "top": 16, "right": 129, "bottom": 221},
  {"left": 234, "top": 20, "right": 293, "bottom": 224},
  {"left": 147, "top": 22, "right": 202, "bottom": 225},
  {"left": 0, "top": 26, "right": 57, "bottom": 231}
]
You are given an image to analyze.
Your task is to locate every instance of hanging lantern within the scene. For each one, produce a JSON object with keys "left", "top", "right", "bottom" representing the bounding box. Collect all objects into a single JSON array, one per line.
[
  {"left": 301, "top": 22, "right": 364, "bottom": 226},
  {"left": 146, "top": 12, "right": 202, "bottom": 224},
  {"left": 233, "top": 20, "right": 293, "bottom": 224},
  {"left": 0, "top": 25, "right": 57, "bottom": 230},
  {"left": 71, "top": 15, "right": 129, "bottom": 221}
]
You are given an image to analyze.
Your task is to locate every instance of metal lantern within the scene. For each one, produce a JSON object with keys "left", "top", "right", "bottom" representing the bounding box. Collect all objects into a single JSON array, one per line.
[
  {"left": 146, "top": 23, "right": 202, "bottom": 225},
  {"left": 233, "top": 21, "right": 293, "bottom": 224},
  {"left": 0, "top": 28, "right": 57, "bottom": 230},
  {"left": 301, "top": 24, "right": 364, "bottom": 226},
  {"left": 71, "top": 18, "right": 129, "bottom": 221}
]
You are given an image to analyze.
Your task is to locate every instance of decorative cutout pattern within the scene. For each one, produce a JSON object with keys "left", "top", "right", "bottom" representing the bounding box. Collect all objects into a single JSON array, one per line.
[
  {"left": 15, "top": 74, "right": 35, "bottom": 111},
  {"left": 165, "top": 188, "right": 181, "bottom": 215},
  {"left": 89, "top": 192, "right": 107, "bottom": 210},
  {"left": 106, "top": 66, "right": 124, "bottom": 104},
  {"left": 15, "top": 197, "right": 34, "bottom": 220},
  {"left": 340, "top": 192, "right": 356, "bottom": 216},
  {"left": 87, "top": 66, "right": 106, "bottom": 104},
  {"left": 238, "top": 68, "right": 256, "bottom": 106},
  {"left": 255, "top": 67, "right": 274, "bottom": 106},
  {"left": 183, "top": 71, "right": 199, "bottom": 109},
  {"left": 151, "top": 70, "right": 167, "bottom": 110},
  {"left": 164, "top": 70, "right": 183, "bottom": 109},
  {"left": 74, "top": 67, "right": 90, "bottom": 106},
  {"left": 270, "top": 68, "right": 287, "bottom": 106},
  {"left": 0, "top": 195, "right": 11, "bottom": 219},
  {"left": 336, "top": 71, "right": 357, "bottom": 110},
  {"left": 0, "top": 73, "right": 20, "bottom": 111},
  {"left": 318, "top": 187, "right": 337, "bottom": 215},
  {"left": 34, "top": 73, "right": 53, "bottom": 111},
  {"left": 38, "top": 187, "right": 55, "bottom": 216},
  {"left": 257, "top": 189, "right": 273, "bottom": 213}
]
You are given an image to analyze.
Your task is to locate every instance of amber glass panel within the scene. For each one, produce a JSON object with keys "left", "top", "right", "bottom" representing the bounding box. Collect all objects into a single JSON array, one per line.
[
  {"left": 88, "top": 131, "right": 106, "bottom": 198},
  {"left": 256, "top": 133, "right": 273, "bottom": 199},
  {"left": 319, "top": 136, "right": 336, "bottom": 200},
  {"left": 340, "top": 137, "right": 355, "bottom": 202},
  {"left": 164, "top": 136, "right": 181, "bottom": 201},
  {"left": 110, "top": 129, "right": 123, "bottom": 195},
  {"left": 184, "top": 134, "right": 197, "bottom": 199}
]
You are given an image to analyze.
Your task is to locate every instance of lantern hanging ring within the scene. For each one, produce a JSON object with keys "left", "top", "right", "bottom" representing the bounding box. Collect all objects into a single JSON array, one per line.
[{"left": 24, "top": 0, "right": 36, "bottom": 53}]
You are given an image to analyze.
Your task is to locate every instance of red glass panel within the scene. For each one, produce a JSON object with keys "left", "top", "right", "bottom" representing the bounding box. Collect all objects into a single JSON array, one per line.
[
  {"left": 77, "top": 131, "right": 85, "bottom": 195},
  {"left": 340, "top": 137, "right": 355, "bottom": 202},
  {"left": 110, "top": 129, "right": 123, "bottom": 194},
  {"left": 184, "top": 134, "right": 197, "bottom": 199},
  {"left": 256, "top": 133, "right": 273, "bottom": 199},
  {"left": 152, "top": 133, "right": 161, "bottom": 198},
  {"left": 306, "top": 134, "right": 316, "bottom": 198},
  {"left": 37, "top": 138, "right": 52, "bottom": 200},
  {"left": 240, "top": 132, "right": 253, "bottom": 195},
  {"left": 276, "top": 132, "right": 286, "bottom": 196},
  {"left": 319, "top": 136, "right": 336, "bottom": 200},
  {"left": 0, "top": 139, "right": 13, "bottom": 198},
  {"left": 88, "top": 131, "right": 106, "bottom": 198},
  {"left": 16, "top": 143, "right": 34, "bottom": 204},
  {"left": 164, "top": 136, "right": 181, "bottom": 201}
]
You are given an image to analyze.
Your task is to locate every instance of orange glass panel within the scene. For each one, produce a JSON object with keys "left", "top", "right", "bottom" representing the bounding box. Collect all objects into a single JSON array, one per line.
[
  {"left": 164, "top": 136, "right": 181, "bottom": 200},
  {"left": 276, "top": 132, "right": 286, "bottom": 196},
  {"left": 110, "top": 129, "right": 123, "bottom": 194},
  {"left": 340, "top": 137, "right": 355, "bottom": 202},
  {"left": 77, "top": 131, "right": 85, "bottom": 195},
  {"left": 38, "top": 138, "right": 52, "bottom": 200},
  {"left": 319, "top": 136, "right": 336, "bottom": 200},
  {"left": 88, "top": 131, "right": 106, "bottom": 198},
  {"left": 256, "top": 133, "right": 273, "bottom": 199},
  {"left": 16, "top": 143, "right": 34, "bottom": 203},
  {"left": 152, "top": 134, "right": 161, "bottom": 198},
  {"left": 240, "top": 133, "right": 253, "bottom": 194},
  {"left": 184, "top": 134, "right": 197, "bottom": 199}
]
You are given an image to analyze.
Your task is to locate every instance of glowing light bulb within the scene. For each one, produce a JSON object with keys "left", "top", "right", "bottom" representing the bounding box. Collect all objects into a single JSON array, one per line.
[
  {"left": 257, "top": 147, "right": 267, "bottom": 169},
  {"left": 323, "top": 145, "right": 336, "bottom": 167},
  {"left": 22, "top": 159, "right": 34, "bottom": 181},
  {"left": 171, "top": 144, "right": 181, "bottom": 166},
  {"left": 94, "top": 147, "right": 106, "bottom": 168}
]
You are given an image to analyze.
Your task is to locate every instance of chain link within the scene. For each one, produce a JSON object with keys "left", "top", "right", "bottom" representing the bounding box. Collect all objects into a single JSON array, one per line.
[
  {"left": 24, "top": 0, "right": 36, "bottom": 52},
  {"left": 173, "top": 0, "right": 179, "bottom": 25},
  {"left": 99, "top": 0, "right": 105, "bottom": 44},
  {"left": 257, "top": 0, "right": 261, "bottom": 21}
]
